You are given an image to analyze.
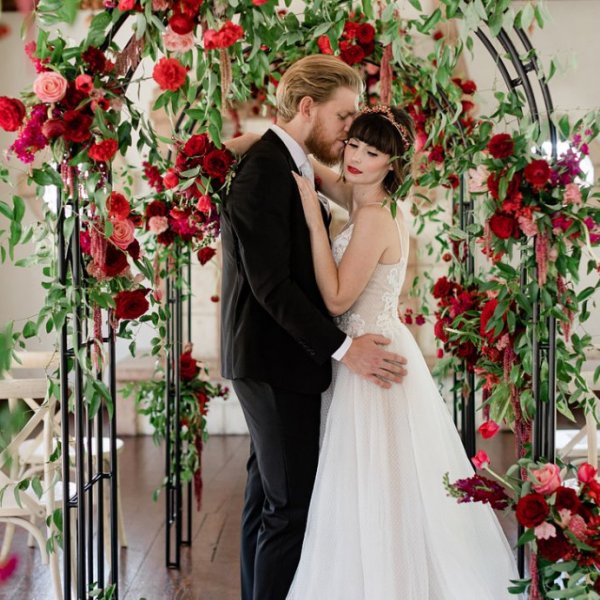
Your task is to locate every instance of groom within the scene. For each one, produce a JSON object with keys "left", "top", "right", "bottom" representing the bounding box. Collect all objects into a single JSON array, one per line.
[{"left": 220, "top": 55, "right": 407, "bottom": 600}]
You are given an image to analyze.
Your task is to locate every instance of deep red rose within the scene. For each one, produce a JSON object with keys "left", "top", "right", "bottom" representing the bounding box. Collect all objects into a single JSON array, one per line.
[
  {"left": 102, "top": 243, "right": 129, "bottom": 277},
  {"left": 145, "top": 200, "right": 168, "bottom": 219},
  {"left": 480, "top": 298, "right": 502, "bottom": 342},
  {"left": 163, "top": 168, "right": 179, "bottom": 189},
  {"left": 486, "top": 172, "right": 522, "bottom": 208},
  {"left": 169, "top": 13, "right": 195, "bottom": 35},
  {"left": 356, "top": 23, "right": 375, "bottom": 45},
  {"left": 82, "top": 47, "right": 107, "bottom": 74},
  {"left": 88, "top": 138, "right": 119, "bottom": 163},
  {"left": 180, "top": 350, "right": 199, "bottom": 381},
  {"left": 343, "top": 21, "right": 359, "bottom": 39},
  {"left": 41, "top": 118, "right": 66, "bottom": 139},
  {"left": 107, "top": 192, "right": 130, "bottom": 220},
  {"left": 443, "top": 174, "right": 460, "bottom": 189},
  {"left": 197, "top": 247, "right": 216, "bottom": 265},
  {"left": 487, "top": 133, "right": 514, "bottom": 159},
  {"left": 114, "top": 288, "right": 149, "bottom": 320},
  {"left": 360, "top": 41, "right": 375, "bottom": 57},
  {"left": 456, "top": 341, "right": 478, "bottom": 363},
  {"left": 202, "top": 148, "right": 234, "bottom": 180},
  {"left": 157, "top": 229, "right": 175, "bottom": 246},
  {"left": 489, "top": 212, "right": 517, "bottom": 240},
  {"left": 432, "top": 276, "right": 455, "bottom": 299},
  {"left": 62, "top": 110, "right": 93, "bottom": 143},
  {"left": 459, "top": 79, "right": 477, "bottom": 94},
  {"left": 515, "top": 493, "right": 550, "bottom": 528},
  {"left": 554, "top": 486, "right": 581, "bottom": 514},
  {"left": 219, "top": 21, "right": 244, "bottom": 47},
  {"left": 317, "top": 35, "right": 333, "bottom": 55},
  {"left": 153, "top": 57, "right": 188, "bottom": 92},
  {"left": 524, "top": 159, "right": 551, "bottom": 190},
  {"left": 537, "top": 528, "right": 572, "bottom": 562},
  {"left": 183, "top": 133, "right": 210, "bottom": 157},
  {"left": 0, "top": 97, "right": 26, "bottom": 132},
  {"left": 126, "top": 239, "right": 140, "bottom": 260},
  {"left": 433, "top": 318, "right": 449, "bottom": 343},
  {"left": 340, "top": 44, "right": 365, "bottom": 66}
]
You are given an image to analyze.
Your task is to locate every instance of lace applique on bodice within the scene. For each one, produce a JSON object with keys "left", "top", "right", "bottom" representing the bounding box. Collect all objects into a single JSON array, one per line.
[{"left": 332, "top": 222, "right": 408, "bottom": 337}]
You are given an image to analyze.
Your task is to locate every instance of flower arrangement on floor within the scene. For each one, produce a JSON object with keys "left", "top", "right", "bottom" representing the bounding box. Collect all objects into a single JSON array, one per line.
[{"left": 446, "top": 455, "right": 600, "bottom": 597}]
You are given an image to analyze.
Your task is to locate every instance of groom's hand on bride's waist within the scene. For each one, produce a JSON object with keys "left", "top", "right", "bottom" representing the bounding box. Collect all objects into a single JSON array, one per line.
[{"left": 340, "top": 334, "right": 407, "bottom": 389}]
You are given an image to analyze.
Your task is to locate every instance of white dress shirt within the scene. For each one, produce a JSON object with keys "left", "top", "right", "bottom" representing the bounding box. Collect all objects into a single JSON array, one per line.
[{"left": 269, "top": 125, "right": 352, "bottom": 361}]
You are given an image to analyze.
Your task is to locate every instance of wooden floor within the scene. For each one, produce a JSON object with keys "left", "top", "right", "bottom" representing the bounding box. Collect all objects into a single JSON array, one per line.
[{"left": 1, "top": 430, "right": 522, "bottom": 600}]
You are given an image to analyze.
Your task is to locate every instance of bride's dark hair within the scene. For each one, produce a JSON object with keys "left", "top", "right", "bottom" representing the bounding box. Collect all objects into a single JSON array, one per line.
[{"left": 346, "top": 106, "right": 415, "bottom": 195}]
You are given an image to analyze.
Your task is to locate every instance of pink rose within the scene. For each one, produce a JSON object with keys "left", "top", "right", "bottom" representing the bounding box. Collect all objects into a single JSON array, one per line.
[
  {"left": 148, "top": 216, "right": 169, "bottom": 234},
  {"left": 471, "top": 450, "right": 490, "bottom": 470},
  {"left": 33, "top": 71, "right": 68, "bottom": 103},
  {"left": 163, "top": 27, "right": 195, "bottom": 53},
  {"left": 531, "top": 463, "right": 561, "bottom": 495},
  {"left": 75, "top": 74, "right": 94, "bottom": 94},
  {"left": 577, "top": 462, "right": 597, "bottom": 484},
  {"left": 467, "top": 165, "right": 489, "bottom": 193},
  {"left": 110, "top": 219, "right": 136, "bottom": 250},
  {"left": 564, "top": 182, "right": 582, "bottom": 205},
  {"left": 195, "top": 194, "right": 212, "bottom": 214}
]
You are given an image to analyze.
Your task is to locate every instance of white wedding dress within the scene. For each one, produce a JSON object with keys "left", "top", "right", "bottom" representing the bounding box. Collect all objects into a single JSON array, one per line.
[{"left": 286, "top": 220, "right": 519, "bottom": 600}]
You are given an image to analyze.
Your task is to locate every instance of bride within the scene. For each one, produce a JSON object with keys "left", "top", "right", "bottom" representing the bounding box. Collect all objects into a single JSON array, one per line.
[{"left": 283, "top": 105, "right": 519, "bottom": 599}]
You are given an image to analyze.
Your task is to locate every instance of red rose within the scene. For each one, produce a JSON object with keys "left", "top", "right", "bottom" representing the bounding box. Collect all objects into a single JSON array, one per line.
[
  {"left": 432, "top": 276, "right": 455, "bottom": 299},
  {"left": 458, "top": 79, "right": 477, "bottom": 94},
  {"left": 114, "top": 288, "right": 149, "bottom": 320},
  {"left": 82, "top": 47, "right": 107, "bottom": 74},
  {"left": 88, "top": 139, "right": 119, "bottom": 163},
  {"left": 433, "top": 318, "right": 449, "bottom": 343},
  {"left": 317, "top": 35, "right": 333, "bottom": 55},
  {"left": 343, "top": 21, "right": 359, "bottom": 39},
  {"left": 486, "top": 172, "right": 522, "bottom": 209},
  {"left": 537, "top": 528, "right": 572, "bottom": 562},
  {"left": 41, "top": 118, "right": 66, "bottom": 139},
  {"left": 578, "top": 463, "right": 598, "bottom": 484},
  {"left": 62, "top": 110, "right": 93, "bottom": 143},
  {"left": 487, "top": 133, "right": 514, "bottom": 159},
  {"left": 489, "top": 212, "right": 517, "bottom": 240},
  {"left": 480, "top": 298, "right": 502, "bottom": 342},
  {"left": 219, "top": 21, "right": 244, "bottom": 47},
  {"left": 515, "top": 493, "right": 550, "bottom": 528},
  {"left": 554, "top": 486, "right": 581, "bottom": 514},
  {"left": 340, "top": 44, "right": 365, "bottom": 66},
  {"left": 153, "top": 57, "right": 188, "bottom": 92},
  {"left": 524, "top": 159, "right": 550, "bottom": 190},
  {"left": 202, "top": 148, "right": 234, "bottom": 180},
  {"left": 478, "top": 420, "right": 500, "bottom": 439},
  {"left": 107, "top": 192, "right": 130, "bottom": 220},
  {"left": 183, "top": 133, "right": 210, "bottom": 157},
  {"left": 0, "top": 97, "right": 26, "bottom": 132},
  {"left": 118, "top": 0, "right": 137, "bottom": 10},
  {"left": 102, "top": 243, "right": 129, "bottom": 277},
  {"left": 126, "top": 239, "right": 140, "bottom": 260},
  {"left": 169, "top": 13, "right": 195, "bottom": 35},
  {"left": 180, "top": 350, "right": 199, "bottom": 381},
  {"left": 197, "top": 247, "right": 216, "bottom": 265},
  {"left": 145, "top": 200, "right": 168, "bottom": 219},
  {"left": 75, "top": 74, "right": 94, "bottom": 94},
  {"left": 356, "top": 23, "right": 375, "bottom": 45},
  {"left": 163, "top": 168, "right": 179, "bottom": 189}
]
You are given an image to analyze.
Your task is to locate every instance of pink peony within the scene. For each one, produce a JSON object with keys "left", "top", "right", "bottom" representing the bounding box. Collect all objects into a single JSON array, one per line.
[
  {"left": 564, "top": 182, "right": 582, "bottom": 205},
  {"left": 110, "top": 219, "right": 136, "bottom": 250},
  {"left": 33, "top": 71, "right": 68, "bottom": 103},
  {"left": 471, "top": 450, "right": 490, "bottom": 470},
  {"left": 531, "top": 463, "right": 561, "bottom": 495},
  {"left": 148, "top": 216, "right": 169, "bottom": 234},
  {"left": 534, "top": 522, "right": 556, "bottom": 540},
  {"left": 578, "top": 462, "right": 597, "bottom": 483},
  {"left": 163, "top": 27, "right": 195, "bottom": 53}
]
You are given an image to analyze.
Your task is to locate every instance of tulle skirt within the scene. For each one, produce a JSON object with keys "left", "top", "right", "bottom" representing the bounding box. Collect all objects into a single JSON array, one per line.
[{"left": 286, "top": 321, "right": 519, "bottom": 600}]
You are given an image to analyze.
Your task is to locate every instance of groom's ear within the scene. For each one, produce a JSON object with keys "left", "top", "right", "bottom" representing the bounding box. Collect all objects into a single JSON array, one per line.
[{"left": 297, "top": 95, "right": 315, "bottom": 120}]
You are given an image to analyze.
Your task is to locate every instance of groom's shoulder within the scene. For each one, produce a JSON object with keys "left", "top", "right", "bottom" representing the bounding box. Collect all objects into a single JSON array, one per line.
[{"left": 241, "top": 131, "right": 292, "bottom": 169}]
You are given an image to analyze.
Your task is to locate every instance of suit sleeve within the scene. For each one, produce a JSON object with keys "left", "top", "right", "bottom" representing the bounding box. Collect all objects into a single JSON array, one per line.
[{"left": 226, "top": 149, "right": 346, "bottom": 365}]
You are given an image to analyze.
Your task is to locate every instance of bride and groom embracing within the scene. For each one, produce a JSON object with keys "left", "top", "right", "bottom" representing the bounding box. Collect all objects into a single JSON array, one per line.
[{"left": 220, "top": 55, "right": 518, "bottom": 600}]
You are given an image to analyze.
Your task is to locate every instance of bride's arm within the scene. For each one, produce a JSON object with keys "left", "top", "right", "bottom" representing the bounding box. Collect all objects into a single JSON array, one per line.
[
  {"left": 224, "top": 132, "right": 261, "bottom": 156},
  {"left": 293, "top": 173, "right": 388, "bottom": 316},
  {"left": 310, "top": 157, "right": 352, "bottom": 210}
]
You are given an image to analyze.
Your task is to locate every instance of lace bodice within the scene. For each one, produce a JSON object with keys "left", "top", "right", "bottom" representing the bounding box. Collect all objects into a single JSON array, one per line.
[{"left": 332, "top": 222, "right": 408, "bottom": 337}]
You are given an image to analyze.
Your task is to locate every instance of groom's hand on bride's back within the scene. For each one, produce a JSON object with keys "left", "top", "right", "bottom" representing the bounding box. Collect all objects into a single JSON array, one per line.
[{"left": 341, "top": 335, "right": 407, "bottom": 389}]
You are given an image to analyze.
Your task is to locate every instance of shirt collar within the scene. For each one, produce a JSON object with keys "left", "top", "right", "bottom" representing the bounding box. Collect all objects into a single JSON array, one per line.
[{"left": 269, "top": 124, "right": 309, "bottom": 171}]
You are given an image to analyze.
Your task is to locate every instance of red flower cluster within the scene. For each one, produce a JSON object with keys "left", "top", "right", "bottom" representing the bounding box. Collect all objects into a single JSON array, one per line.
[
  {"left": 153, "top": 57, "right": 188, "bottom": 92},
  {"left": 333, "top": 17, "right": 375, "bottom": 65},
  {"left": 203, "top": 21, "right": 244, "bottom": 50},
  {"left": 180, "top": 350, "right": 200, "bottom": 381},
  {"left": 88, "top": 138, "right": 119, "bottom": 163},
  {"left": 167, "top": 0, "right": 203, "bottom": 35},
  {"left": 446, "top": 473, "right": 510, "bottom": 510},
  {"left": 487, "top": 133, "right": 514, "bottom": 159}
]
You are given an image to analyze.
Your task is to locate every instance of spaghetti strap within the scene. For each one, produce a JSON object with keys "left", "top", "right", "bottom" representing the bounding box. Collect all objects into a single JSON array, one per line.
[{"left": 360, "top": 201, "right": 408, "bottom": 263}]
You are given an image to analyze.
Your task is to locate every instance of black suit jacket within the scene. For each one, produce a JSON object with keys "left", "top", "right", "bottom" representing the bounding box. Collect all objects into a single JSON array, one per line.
[{"left": 220, "top": 130, "right": 346, "bottom": 394}]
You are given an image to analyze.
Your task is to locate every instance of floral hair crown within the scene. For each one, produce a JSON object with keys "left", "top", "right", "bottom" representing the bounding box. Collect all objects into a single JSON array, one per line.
[{"left": 360, "top": 105, "right": 411, "bottom": 147}]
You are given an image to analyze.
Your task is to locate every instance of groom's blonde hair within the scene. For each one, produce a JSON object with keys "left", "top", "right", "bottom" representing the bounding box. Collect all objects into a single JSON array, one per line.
[{"left": 276, "top": 55, "right": 364, "bottom": 122}]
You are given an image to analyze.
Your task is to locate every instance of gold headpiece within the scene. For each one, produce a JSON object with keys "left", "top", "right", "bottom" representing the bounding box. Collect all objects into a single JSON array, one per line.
[{"left": 360, "top": 105, "right": 411, "bottom": 147}]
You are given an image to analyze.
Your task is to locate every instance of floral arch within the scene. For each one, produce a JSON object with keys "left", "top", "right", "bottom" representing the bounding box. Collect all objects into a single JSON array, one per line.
[{"left": 0, "top": 0, "right": 599, "bottom": 597}]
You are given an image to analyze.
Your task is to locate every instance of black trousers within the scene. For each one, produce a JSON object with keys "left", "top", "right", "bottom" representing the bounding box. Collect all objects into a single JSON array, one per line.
[{"left": 232, "top": 378, "right": 321, "bottom": 600}]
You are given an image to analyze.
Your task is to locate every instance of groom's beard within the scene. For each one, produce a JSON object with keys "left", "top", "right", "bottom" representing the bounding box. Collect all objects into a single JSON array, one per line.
[{"left": 305, "top": 116, "right": 343, "bottom": 167}]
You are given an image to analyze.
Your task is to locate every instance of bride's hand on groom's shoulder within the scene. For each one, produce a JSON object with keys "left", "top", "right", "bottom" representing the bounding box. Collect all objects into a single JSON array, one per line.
[{"left": 341, "top": 334, "right": 408, "bottom": 389}]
